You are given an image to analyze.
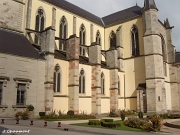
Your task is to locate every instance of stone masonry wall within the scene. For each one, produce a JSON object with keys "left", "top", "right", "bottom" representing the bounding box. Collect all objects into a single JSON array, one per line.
[
  {"left": 0, "top": 0, "right": 25, "bottom": 32},
  {"left": 0, "top": 53, "right": 45, "bottom": 117}
]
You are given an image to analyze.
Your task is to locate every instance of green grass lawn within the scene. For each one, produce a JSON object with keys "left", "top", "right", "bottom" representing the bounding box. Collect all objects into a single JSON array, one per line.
[{"left": 71, "top": 121, "right": 148, "bottom": 132}]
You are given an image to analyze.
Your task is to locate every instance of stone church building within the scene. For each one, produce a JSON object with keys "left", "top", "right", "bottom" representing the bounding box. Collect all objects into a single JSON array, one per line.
[{"left": 0, "top": 0, "right": 180, "bottom": 117}]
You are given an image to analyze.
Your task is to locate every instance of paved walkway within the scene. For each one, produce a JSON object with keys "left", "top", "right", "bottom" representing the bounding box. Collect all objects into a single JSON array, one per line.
[
  {"left": 0, "top": 118, "right": 179, "bottom": 135},
  {"left": 161, "top": 119, "right": 180, "bottom": 134}
]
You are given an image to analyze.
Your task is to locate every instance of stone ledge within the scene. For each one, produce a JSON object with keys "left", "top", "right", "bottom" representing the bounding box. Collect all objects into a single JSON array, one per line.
[
  {"left": 54, "top": 95, "right": 69, "bottom": 97},
  {"left": 0, "top": 105, "right": 8, "bottom": 108},
  {"left": 0, "top": 76, "right": 10, "bottom": 81},
  {"left": 13, "top": 78, "right": 32, "bottom": 83},
  {"left": 12, "top": 105, "right": 27, "bottom": 108},
  {"left": 79, "top": 96, "right": 92, "bottom": 98}
]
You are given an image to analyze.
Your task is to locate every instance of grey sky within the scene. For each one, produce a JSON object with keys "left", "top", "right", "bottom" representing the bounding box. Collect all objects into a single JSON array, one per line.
[{"left": 66, "top": 0, "right": 180, "bottom": 51}]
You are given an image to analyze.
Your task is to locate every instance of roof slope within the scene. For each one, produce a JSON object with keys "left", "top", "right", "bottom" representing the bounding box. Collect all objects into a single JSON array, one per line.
[
  {"left": 102, "top": 6, "right": 142, "bottom": 26},
  {"left": 44, "top": 0, "right": 103, "bottom": 26},
  {"left": 0, "top": 28, "right": 44, "bottom": 60},
  {"left": 44, "top": 0, "right": 143, "bottom": 27}
]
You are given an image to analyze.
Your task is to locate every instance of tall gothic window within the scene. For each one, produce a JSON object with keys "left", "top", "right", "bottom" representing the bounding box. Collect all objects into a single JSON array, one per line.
[
  {"left": 161, "top": 36, "right": 166, "bottom": 61},
  {"left": 16, "top": 84, "right": 26, "bottom": 105},
  {"left": 79, "top": 24, "right": 86, "bottom": 45},
  {"left": 96, "top": 31, "right": 101, "bottom": 45},
  {"left": 35, "top": 8, "right": 45, "bottom": 44},
  {"left": 79, "top": 69, "right": 85, "bottom": 93},
  {"left": 80, "top": 47, "right": 86, "bottom": 56},
  {"left": 118, "top": 76, "right": 120, "bottom": 95},
  {"left": 53, "top": 64, "right": 61, "bottom": 92},
  {"left": 161, "top": 35, "right": 167, "bottom": 76},
  {"left": 0, "top": 82, "right": 2, "bottom": 105},
  {"left": 59, "top": 16, "right": 67, "bottom": 51},
  {"left": 163, "top": 63, "right": 167, "bottom": 76},
  {"left": 101, "top": 73, "right": 105, "bottom": 94},
  {"left": 109, "top": 31, "right": 116, "bottom": 49},
  {"left": 131, "top": 25, "right": 140, "bottom": 56}
]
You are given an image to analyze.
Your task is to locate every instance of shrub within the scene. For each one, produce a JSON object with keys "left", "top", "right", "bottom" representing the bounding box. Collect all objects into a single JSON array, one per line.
[
  {"left": 109, "top": 110, "right": 119, "bottom": 117},
  {"left": 101, "top": 119, "right": 113, "bottom": 122},
  {"left": 101, "top": 121, "right": 121, "bottom": 128},
  {"left": 118, "top": 109, "right": 135, "bottom": 115},
  {"left": 121, "top": 113, "right": 125, "bottom": 121},
  {"left": 15, "top": 110, "right": 29, "bottom": 120},
  {"left": 138, "top": 112, "right": 143, "bottom": 119},
  {"left": 159, "top": 113, "right": 169, "bottom": 119},
  {"left": 88, "top": 120, "right": 100, "bottom": 125},
  {"left": 21, "top": 110, "right": 29, "bottom": 120},
  {"left": 57, "top": 110, "right": 64, "bottom": 116},
  {"left": 43, "top": 114, "right": 96, "bottom": 120},
  {"left": 39, "top": 112, "right": 45, "bottom": 117},
  {"left": 15, "top": 111, "right": 22, "bottom": 118},
  {"left": 80, "top": 110, "right": 87, "bottom": 115},
  {"left": 124, "top": 118, "right": 153, "bottom": 131},
  {"left": 148, "top": 115, "right": 163, "bottom": 131},
  {"left": 67, "top": 110, "right": 74, "bottom": 116},
  {"left": 27, "top": 104, "right": 34, "bottom": 111}
]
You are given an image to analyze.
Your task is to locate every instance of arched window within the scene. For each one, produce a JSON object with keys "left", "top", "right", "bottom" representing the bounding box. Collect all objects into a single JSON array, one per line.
[
  {"left": 109, "top": 31, "right": 116, "bottom": 49},
  {"left": 53, "top": 64, "right": 61, "bottom": 92},
  {"left": 79, "top": 24, "right": 86, "bottom": 45},
  {"left": 161, "top": 35, "right": 167, "bottom": 76},
  {"left": 0, "top": 82, "right": 3, "bottom": 105},
  {"left": 59, "top": 16, "right": 67, "bottom": 51},
  {"left": 101, "top": 72, "right": 105, "bottom": 94},
  {"left": 35, "top": 8, "right": 45, "bottom": 44},
  {"left": 96, "top": 31, "right": 101, "bottom": 45},
  {"left": 79, "top": 69, "right": 85, "bottom": 93},
  {"left": 118, "top": 76, "right": 120, "bottom": 95},
  {"left": 161, "top": 35, "right": 166, "bottom": 61},
  {"left": 131, "top": 25, "right": 139, "bottom": 56}
]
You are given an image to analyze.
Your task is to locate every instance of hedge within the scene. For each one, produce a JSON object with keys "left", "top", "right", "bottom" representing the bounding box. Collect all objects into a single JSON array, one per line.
[{"left": 88, "top": 120, "right": 100, "bottom": 125}]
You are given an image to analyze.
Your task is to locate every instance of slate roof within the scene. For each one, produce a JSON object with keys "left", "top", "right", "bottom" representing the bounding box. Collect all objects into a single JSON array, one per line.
[
  {"left": 175, "top": 52, "right": 180, "bottom": 63},
  {"left": 44, "top": 0, "right": 143, "bottom": 27},
  {"left": 102, "top": 6, "right": 142, "bottom": 27},
  {"left": 54, "top": 50, "right": 66, "bottom": 60},
  {"left": 44, "top": 0, "right": 103, "bottom": 26},
  {"left": 0, "top": 28, "right": 44, "bottom": 60}
]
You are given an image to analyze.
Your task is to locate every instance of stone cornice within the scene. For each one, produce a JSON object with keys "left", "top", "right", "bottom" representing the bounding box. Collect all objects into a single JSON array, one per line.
[
  {"left": 146, "top": 77, "right": 165, "bottom": 80},
  {"left": 0, "top": 76, "right": 10, "bottom": 81},
  {"left": 68, "top": 84, "right": 79, "bottom": 87},
  {"left": 13, "top": 78, "right": 32, "bottom": 83},
  {"left": 44, "top": 81, "right": 54, "bottom": 84}
]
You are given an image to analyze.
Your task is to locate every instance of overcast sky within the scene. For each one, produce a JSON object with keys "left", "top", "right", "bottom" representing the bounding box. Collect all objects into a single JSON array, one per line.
[{"left": 66, "top": 0, "right": 180, "bottom": 51}]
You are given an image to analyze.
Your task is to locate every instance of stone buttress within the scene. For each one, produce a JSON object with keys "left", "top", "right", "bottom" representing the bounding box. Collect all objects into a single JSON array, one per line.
[
  {"left": 116, "top": 26, "right": 124, "bottom": 72},
  {"left": 89, "top": 43, "right": 101, "bottom": 115},
  {"left": 106, "top": 48, "right": 119, "bottom": 112},
  {"left": 40, "top": 26, "right": 55, "bottom": 113},
  {"left": 66, "top": 35, "right": 80, "bottom": 114}
]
